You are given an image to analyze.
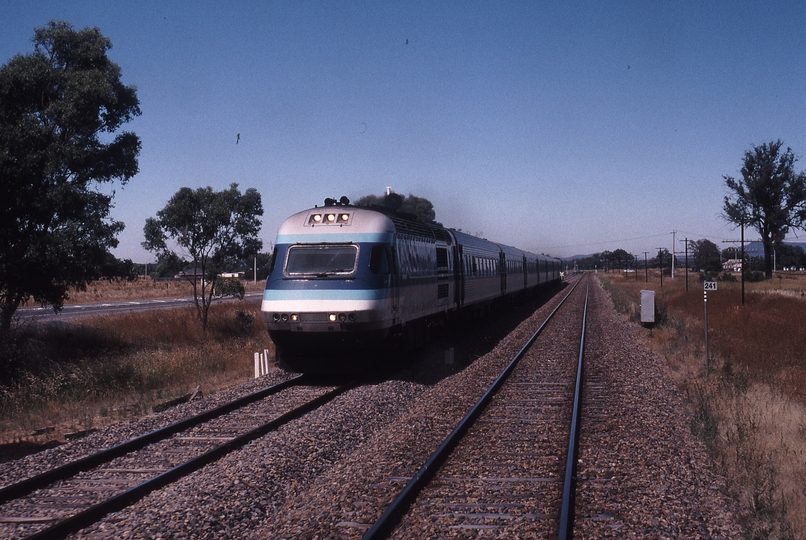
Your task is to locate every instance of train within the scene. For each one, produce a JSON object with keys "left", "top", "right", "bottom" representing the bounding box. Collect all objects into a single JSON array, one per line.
[{"left": 261, "top": 197, "right": 562, "bottom": 373}]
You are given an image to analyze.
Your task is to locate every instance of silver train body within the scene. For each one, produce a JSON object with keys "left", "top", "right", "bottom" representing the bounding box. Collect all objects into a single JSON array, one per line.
[{"left": 261, "top": 203, "right": 561, "bottom": 373}]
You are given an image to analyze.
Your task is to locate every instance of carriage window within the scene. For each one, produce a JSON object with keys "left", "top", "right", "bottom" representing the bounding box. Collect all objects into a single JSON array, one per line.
[
  {"left": 286, "top": 245, "right": 357, "bottom": 275},
  {"left": 369, "top": 246, "right": 391, "bottom": 274},
  {"left": 436, "top": 247, "right": 448, "bottom": 269}
]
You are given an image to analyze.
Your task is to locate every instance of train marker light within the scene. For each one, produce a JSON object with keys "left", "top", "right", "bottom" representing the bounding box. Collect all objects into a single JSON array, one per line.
[{"left": 338, "top": 313, "right": 347, "bottom": 322}]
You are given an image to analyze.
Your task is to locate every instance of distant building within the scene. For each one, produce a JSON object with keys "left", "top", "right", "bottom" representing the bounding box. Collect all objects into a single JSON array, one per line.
[
  {"left": 175, "top": 267, "right": 203, "bottom": 279},
  {"left": 723, "top": 259, "right": 742, "bottom": 273}
]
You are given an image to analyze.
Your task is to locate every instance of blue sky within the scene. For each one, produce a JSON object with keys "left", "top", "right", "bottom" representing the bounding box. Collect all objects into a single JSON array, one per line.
[{"left": 2, "top": 1, "right": 805, "bottom": 261}]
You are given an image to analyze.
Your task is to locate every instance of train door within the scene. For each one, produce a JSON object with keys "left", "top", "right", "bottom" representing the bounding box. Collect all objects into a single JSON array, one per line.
[
  {"left": 522, "top": 255, "right": 527, "bottom": 289},
  {"left": 390, "top": 244, "right": 400, "bottom": 325},
  {"left": 454, "top": 245, "right": 464, "bottom": 308},
  {"left": 499, "top": 252, "right": 506, "bottom": 294}
]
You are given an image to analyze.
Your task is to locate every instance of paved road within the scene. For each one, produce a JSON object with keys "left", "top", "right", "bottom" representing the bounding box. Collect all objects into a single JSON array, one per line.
[{"left": 15, "top": 291, "right": 263, "bottom": 323}]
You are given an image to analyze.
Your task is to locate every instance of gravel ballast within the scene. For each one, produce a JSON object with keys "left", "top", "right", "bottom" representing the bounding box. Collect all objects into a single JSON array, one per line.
[{"left": 0, "top": 276, "right": 742, "bottom": 538}]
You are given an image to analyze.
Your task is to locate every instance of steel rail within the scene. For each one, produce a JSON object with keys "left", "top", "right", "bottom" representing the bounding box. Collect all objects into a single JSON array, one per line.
[
  {"left": 0, "top": 374, "right": 306, "bottom": 505},
  {"left": 559, "top": 284, "right": 589, "bottom": 540},
  {"left": 24, "top": 380, "right": 359, "bottom": 540},
  {"left": 362, "top": 278, "right": 582, "bottom": 540}
]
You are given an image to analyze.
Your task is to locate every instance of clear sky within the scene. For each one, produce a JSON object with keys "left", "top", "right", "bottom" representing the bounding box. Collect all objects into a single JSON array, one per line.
[{"left": 2, "top": 1, "right": 805, "bottom": 261}]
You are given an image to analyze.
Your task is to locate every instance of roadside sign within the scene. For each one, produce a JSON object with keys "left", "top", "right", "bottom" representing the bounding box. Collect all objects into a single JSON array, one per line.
[{"left": 703, "top": 281, "right": 717, "bottom": 375}]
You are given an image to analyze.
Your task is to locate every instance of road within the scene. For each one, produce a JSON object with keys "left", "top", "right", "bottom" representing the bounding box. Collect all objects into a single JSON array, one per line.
[{"left": 15, "top": 291, "right": 263, "bottom": 323}]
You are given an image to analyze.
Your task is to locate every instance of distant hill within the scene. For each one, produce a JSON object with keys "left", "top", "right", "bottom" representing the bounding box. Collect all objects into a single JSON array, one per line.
[
  {"left": 560, "top": 241, "right": 806, "bottom": 262},
  {"left": 726, "top": 241, "right": 806, "bottom": 256}
]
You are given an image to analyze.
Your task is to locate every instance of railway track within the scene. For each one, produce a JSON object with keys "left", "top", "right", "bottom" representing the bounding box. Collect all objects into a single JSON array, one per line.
[
  {"left": 364, "top": 274, "right": 590, "bottom": 539},
  {"left": 0, "top": 376, "right": 358, "bottom": 539}
]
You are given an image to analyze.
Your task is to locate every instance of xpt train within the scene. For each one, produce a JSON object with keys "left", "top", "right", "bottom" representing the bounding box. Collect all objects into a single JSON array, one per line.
[{"left": 261, "top": 198, "right": 562, "bottom": 373}]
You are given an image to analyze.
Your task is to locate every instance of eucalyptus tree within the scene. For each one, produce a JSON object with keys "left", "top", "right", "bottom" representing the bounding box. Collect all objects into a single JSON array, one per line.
[
  {"left": 0, "top": 21, "right": 141, "bottom": 330},
  {"left": 143, "top": 184, "right": 263, "bottom": 329},
  {"left": 689, "top": 239, "right": 721, "bottom": 273},
  {"left": 723, "top": 140, "right": 806, "bottom": 278}
]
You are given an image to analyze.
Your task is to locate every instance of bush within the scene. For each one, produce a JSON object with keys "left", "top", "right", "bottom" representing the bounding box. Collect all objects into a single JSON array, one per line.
[
  {"left": 214, "top": 277, "right": 245, "bottom": 299},
  {"left": 744, "top": 271, "right": 766, "bottom": 282},
  {"left": 234, "top": 310, "right": 255, "bottom": 333}
]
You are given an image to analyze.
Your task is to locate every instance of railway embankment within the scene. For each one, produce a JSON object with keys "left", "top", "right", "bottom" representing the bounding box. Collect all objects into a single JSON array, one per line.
[{"left": 0, "top": 276, "right": 748, "bottom": 538}]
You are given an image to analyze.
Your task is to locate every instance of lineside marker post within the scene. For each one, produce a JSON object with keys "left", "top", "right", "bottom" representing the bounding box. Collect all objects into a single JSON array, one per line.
[{"left": 703, "top": 281, "right": 717, "bottom": 375}]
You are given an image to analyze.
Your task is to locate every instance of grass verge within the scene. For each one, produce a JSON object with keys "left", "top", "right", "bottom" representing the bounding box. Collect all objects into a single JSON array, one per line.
[
  {"left": 0, "top": 298, "right": 272, "bottom": 448},
  {"left": 599, "top": 271, "right": 806, "bottom": 540}
]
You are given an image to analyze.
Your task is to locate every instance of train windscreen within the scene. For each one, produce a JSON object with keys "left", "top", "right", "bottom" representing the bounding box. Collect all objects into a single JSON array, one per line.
[{"left": 285, "top": 244, "right": 357, "bottom": 276}]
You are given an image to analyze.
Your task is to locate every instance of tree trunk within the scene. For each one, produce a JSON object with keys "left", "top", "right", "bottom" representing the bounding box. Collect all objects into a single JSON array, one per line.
[
  {"left": 0, "top": 293, "right": 23, "bottom": 332},
  {"left": 763, "top": 238, "right": 774, "bottom": 279}
]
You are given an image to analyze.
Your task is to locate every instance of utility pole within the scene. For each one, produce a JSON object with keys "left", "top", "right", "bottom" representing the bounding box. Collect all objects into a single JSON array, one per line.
[
  {"left": 723, "top": 221, "right": 761, "bottom": 306},
  {"left": 657, "top": 248, "right": 664, "bottom": 287},
  {"left": 678, "top": 237, "right": 689, "bottom": 292},
  {"left": 643, "top": 252, "right": 649, "bottom": 283},
  {"left": 684, "top": 238, "right": 688, "bottom": 291},
  {"left": 671, "top": 230, "right": 676, "bottom": 278},
  {"left": 733, "top": 221, "right": 748, "bottom": 305}
]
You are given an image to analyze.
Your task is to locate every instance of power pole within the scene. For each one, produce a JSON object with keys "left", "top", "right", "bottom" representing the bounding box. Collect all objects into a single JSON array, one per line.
[
  {"left": 723, "top": 221, "right": 762, "bottom": 306},
  {"left": 679, "top": 237, "right": 689, "bottom": 291},
  {"left": 684, "top": 238, "right": 688, "bottom": 291},
  {"left": 671, "top": 230, "right": 676, "bottom": 278},
  {"left": 643, "top": 252, "right": 649, "bottom": 283}
]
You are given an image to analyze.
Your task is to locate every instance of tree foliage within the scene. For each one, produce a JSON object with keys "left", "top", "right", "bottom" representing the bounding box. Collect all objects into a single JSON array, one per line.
[
  {"left": 777, "top": 244, "right": 806, "bottom": 270},
  {"left": 723, "top": 140, "right": 806, "bottom": 278},
  {"left": 689, "top": 239, "right": 722, "bottom": 272},
  {"left": 0, "top": 20, "right": 141, "bottom": 330},
  {"left": 354, "top": 191, "right": 438, "bottom": 224},
  {"left": 142, "top": 184, "right": 263, "bottom": 329}
]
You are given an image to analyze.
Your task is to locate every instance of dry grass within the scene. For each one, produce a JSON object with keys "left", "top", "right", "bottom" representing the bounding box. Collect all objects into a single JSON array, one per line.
[
  {"left": 599, "top": 271, "right": 806, "bottom": 540},
  {"left": 0, "top": 287, "right": 272, "bottom": 446},
  {"left": 64, "top": 276, "right": 265, "bottom": 304}
]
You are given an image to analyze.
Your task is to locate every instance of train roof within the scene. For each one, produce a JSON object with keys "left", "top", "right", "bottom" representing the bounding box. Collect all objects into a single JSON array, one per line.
[
  {"left": 274, "top": 203, "right": 560, "bottom": 262},
  {"left": 275, "top": 204, "right": 454, "bottom": 245}
]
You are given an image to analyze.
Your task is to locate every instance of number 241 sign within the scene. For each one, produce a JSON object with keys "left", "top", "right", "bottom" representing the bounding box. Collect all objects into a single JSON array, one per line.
[{"left": 704, "top": 281, "right": 718, "bottom": 291}]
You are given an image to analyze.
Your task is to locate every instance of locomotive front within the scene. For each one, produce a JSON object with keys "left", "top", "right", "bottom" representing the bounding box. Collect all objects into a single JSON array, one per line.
[{"left": 261, "top": 202, "right": 398, "bottom": 372}]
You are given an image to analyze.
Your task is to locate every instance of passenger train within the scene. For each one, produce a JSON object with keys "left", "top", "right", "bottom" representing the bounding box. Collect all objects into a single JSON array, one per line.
[{"left": 261, "top": 197, "right": 562, "bottom": 373}]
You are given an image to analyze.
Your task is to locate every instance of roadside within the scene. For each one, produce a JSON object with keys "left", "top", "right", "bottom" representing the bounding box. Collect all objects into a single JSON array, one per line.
[
  {"left": 0, "top": 282, "right": 270, "bottom": 456},
  {"left": 598, "top": 271, "right": 806, "bottom": 540}
]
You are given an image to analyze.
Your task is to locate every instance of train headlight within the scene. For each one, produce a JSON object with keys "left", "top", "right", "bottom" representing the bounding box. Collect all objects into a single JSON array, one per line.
[
  {"left": 310, "top": 214, "right": 322, "bottom": 224},
  {"left": 272, "top": 313, "right": 280, "bottom": 322},
  {"left": 338, "top": 313, "right": 347, "bottom": 322},
  {"left": 328, "top": 313, "right": 337, "bottom": 322},
  {"left": 290, "top": 314, "right": 299, "bottom": 322},
  {"left": 326, "top": 213, "right": 337, "bottom": 223},
  {"left": 339, "top": 213, "right": 349, "bottom": 222},
  {"left": 281, "top": 314, "right": 289, "bottom": 322}
]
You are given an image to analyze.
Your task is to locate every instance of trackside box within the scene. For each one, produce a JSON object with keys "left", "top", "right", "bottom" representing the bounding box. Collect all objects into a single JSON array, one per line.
[{"left": 640, "top": 290, "right": 655, "bottom": 325}]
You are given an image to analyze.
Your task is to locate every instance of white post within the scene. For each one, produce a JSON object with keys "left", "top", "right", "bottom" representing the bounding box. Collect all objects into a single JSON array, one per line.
[{"left": 254, "top": 352, "right": 260, "bottom": 378}]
